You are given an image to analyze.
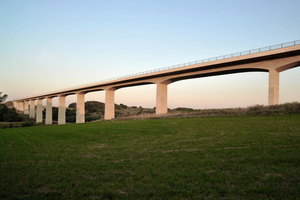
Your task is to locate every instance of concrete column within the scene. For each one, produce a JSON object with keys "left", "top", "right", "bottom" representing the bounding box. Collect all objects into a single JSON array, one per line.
[
  {"left": 24, "top": 101, "right": 29, "bottom": 114},
  {"left": 268, "top": 69, "right": 279, "bottom": 105},
  {"left": 29, "top": 100, "right": 35, "bottom": 118},
  {"left": 19, "top": 101, "right": 24, "bottom": 112},
  {"left": 76, "top": 93, "right": 85, "bottom": 123},
  {"left": 16, "top": 102, "right": 20, "bottom": 111},
  {"left": 15, "top": 101, "right": 21, "bottom": 111},
  {"left": 46, "top": 97, "right": 52, "bottom": 125},
  {"left": 105, "top": 89, "right": 115, "bottom": 120},
  {"left": 156, "top": 83, "right": 168, "bottom": 114},
  {"left": 36, "top": 99, "right": 43, "bottom": 123},
  {"left": 58, "top": 95, "right": 66, "bottom": 125},
  {"left": 18, "top": 102, "right": 22, "bottom": 111},
  {"left": 13, "top": 101, "right": 17, "bottom": 109}
]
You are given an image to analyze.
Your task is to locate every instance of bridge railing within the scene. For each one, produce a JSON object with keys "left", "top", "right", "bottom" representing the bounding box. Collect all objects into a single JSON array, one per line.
[{"left": 99, "top": 39, "right": 300, "bottom": 83}]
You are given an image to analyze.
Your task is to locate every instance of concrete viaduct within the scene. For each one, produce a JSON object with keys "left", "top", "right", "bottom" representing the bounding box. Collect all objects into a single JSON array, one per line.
[{"left": 12, "top": 40, "right": 300, "bottom": 124}]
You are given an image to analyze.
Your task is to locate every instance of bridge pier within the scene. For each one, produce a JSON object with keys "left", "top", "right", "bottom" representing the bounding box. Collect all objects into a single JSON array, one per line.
[
  {"left": 268, "top": 69, "right": 279, "bottom": 105},
  {"left": 58, "top": 95, "right": 66, "bottom": 125},
  {"left": 104, "top": 89, "right": 115, "bottom": 120},
  {"left": 156, "top": 82, "right": 168, "bottom": 114},
  {"left": 15, "top": 101, "right": 20, "bottom": 110},
  {"left": 36, "top": 99, "right": 43, "bottom": 123},
  {"left": 12, "top": 101, "right": 17, "bottom": 109},
  {"left": 15, "top": 101, "right": 20, "bottom": 111},
  {"left": 24, "top": 100, "right": 29, "bottom": 114},
  {"left": 76, "top": 93, "right": 85, "bottom": 123},
  {"left": 19, "top": 101, "right": 24, "bottom": 112},
  {"left": 29, "top": 100, "right": 35, "bottom": 118},
  {"left": 46, "top": 97, "right": 52, "bottom": 125}
]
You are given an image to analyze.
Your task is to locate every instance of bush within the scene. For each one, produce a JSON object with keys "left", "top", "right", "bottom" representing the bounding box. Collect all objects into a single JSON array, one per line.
[
  {"left": 119, "top": 104, "right": 128, "bottom": 109},
  {"left": 0, "top": 104, "right": 23, "bottom": 122},
  {"left": 68, "top": 102, "right": 77, "bottom": 108},
  {"left": 66, "top": 116, "right": 76, "bottom": 123},
  {"left": 21, "top": 122, "right": 35, "bottom": 127},
  {"left": 85, "top": 101, "right": 104, "bottom": 114},
  {"left": 85, "top": 115, "right": 101, "bottom": 122}
]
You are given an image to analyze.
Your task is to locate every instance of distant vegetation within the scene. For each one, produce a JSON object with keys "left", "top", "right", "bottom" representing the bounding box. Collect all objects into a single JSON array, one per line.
[
  {"left": 1, "top": 99, "right": 300, "bottom": 126},
  {"left": 0, "top": 92, "right": 22, "bottom": 122},
  {"left": 115, "top": 102, "right": 300, "bottom": 121},
  {"left": 44, "top": 100, "right": 299, "bottom": 123},
  {"left": 62, "top": 101, "right": 156, "bottom": 123}
]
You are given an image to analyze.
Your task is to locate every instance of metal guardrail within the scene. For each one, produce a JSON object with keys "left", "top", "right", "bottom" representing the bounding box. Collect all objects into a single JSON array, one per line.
[
  {"left": 16, "top": 39, "right": 300, "bottom": 100},
  {"left": 96, "top": 39, "right": 300, "bottom": 83}
]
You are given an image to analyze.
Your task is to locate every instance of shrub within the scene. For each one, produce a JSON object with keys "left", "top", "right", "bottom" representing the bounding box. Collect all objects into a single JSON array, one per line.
[
  {"left": 85, "top": 115, "right": 101, "bottom": 122},
  {"left": 0, "top": 104, "right": 23, "bottom": 122},
  {"left": 66, "top": 116, "right": 76, "bottom": 123},
  {"left": 21, "top": 122, "right": 35, "bottom": 127}
]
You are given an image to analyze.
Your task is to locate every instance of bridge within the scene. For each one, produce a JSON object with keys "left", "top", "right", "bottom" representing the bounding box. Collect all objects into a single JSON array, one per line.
[{"left": 12, "top": 40, "right": 300, "bottom": 124}]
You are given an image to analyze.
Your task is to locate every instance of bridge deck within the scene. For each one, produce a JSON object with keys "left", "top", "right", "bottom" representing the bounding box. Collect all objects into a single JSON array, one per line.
[{"left": 15, "top": 40, "right": 300, "bottom": 101}]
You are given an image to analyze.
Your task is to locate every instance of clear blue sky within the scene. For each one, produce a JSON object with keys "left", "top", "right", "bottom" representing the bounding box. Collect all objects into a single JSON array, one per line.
[{"left": 1, "top": 0, "right": 299, "bottom": 108}]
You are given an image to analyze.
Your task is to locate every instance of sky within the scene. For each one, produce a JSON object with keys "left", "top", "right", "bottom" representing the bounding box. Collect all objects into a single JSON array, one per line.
[{"left": 1, "top": 0, "right": 300, "bottom": 109}]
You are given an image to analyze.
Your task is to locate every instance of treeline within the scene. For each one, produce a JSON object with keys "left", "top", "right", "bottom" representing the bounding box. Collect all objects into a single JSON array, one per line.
[
  {"left": 118, "top": 102, "right": 300, "bottom": 120},
  {"left": 43, "top": 101, "right": 104, "bottom": 123},
  {"left": 2, "top": 100, "right": 300, "bottom": 124},
  {"left": 61, "top": 101, "right": 155, "bottom": 122}
]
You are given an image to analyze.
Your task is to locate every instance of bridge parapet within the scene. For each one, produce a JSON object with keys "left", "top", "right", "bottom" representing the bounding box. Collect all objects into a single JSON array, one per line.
[{"left": 92, "top": 39, "right": 300, "bottom": 83}]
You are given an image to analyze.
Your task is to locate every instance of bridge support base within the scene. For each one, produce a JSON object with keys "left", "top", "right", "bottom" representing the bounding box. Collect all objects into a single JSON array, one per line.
[
  {"left": 76, "top": 93, "right": 85, "bottom": 123},
  {"left": 29, "top": 100, "right": 35, "bottom": 118},
  {"left": 105, "top": 89, "right": 115, "bottom": 120},
  {"left": 268, "top": 69, "right": 279, "bottom": 105},
  {"left": 36, "top": 99, "right": 43, "bottom": 123},
  {"left": 46, "top": 97, "right": 52, "bottom": 125},
  {"left": 58, "top": 96, "right": 66, "bottom": 125},
  {"left": 156, "top": 83, "right": 168, "bottom": 114}
]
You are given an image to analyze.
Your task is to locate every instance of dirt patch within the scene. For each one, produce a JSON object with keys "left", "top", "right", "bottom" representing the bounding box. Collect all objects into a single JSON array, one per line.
[
  {"left": 262, "top": 173, "right": 283, "bottom": 180},
  {"left": 162, "top": 149, "right": 204, "bottom": 153},
  {"left": 36, "top": 185, "right": 58, "bottom": 193},
  {"left": 90, "top": 144, "right": 106, "bottom": 149},
  {"left": 111, "top": 159, "right": 124, "bottom": 163},
  {"left": 224, "top": 146, "right": 251, "bottom": 150},
  {"left": 83, "top": 154, "right": 101, "bottom": 158},
  {"left": 178, "top": 137, "right": 213, "bottom": 142}
]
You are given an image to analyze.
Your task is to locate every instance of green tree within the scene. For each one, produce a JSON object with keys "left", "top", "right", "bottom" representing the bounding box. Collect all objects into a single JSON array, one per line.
[
  {"left": 0, "top": 104, "right": 23, "bottom": 122},
  {"left": 0, "top": 92, "right": 8, "bottom": 103},
  {"left": 68, "top": 102, "right": 76, "bottom": 108}
]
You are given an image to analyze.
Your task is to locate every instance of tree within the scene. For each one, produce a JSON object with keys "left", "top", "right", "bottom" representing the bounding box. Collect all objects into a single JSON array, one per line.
[
  {"left": 68, "top": 102, "right": 77, "bottom": 108},
  {"left": 0, "top": 104, "right": 23, "bottom": 122},
  {"left": 0, "top": 92, "right": 8, "bottom": 103}
]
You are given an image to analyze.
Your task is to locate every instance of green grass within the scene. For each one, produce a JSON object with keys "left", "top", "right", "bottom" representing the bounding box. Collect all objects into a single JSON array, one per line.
[{"left": 1, "top": 115, "right": 300, "bottom": 199}]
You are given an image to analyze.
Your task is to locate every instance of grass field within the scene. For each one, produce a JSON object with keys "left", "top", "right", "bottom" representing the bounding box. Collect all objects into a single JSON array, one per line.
[{"left": 1, "top": 114, "right": 300, "bottom": 199}]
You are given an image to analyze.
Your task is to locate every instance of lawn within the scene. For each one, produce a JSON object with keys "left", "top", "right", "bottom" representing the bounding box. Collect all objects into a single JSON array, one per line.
[{"left": 1, "top": 114, "right": 300, "bottom": 199}]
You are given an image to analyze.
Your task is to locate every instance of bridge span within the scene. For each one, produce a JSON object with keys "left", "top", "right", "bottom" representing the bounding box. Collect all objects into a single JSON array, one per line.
[{"left": 12, "top": 40, "right": 300, "bottom": 124}]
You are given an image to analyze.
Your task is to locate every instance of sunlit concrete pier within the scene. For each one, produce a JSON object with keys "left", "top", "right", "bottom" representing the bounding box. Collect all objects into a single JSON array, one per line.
[{"left": 12, "top": 40, "right": 300, "bottom": 124}]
